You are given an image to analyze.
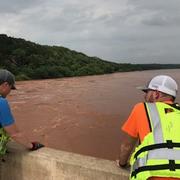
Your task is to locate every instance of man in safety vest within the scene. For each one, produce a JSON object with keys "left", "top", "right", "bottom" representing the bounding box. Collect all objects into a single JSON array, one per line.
[
  {"left": 0, "top": 69, "right": 44, "bottom": 157},
  {"left": 117, "top": 75, "right": 180, "bottom": 180}
]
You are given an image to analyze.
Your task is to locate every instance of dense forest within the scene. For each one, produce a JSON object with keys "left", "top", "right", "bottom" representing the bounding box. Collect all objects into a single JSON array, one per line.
[{"left": 0, "top": 34, "right": 180, "bottom": 80}]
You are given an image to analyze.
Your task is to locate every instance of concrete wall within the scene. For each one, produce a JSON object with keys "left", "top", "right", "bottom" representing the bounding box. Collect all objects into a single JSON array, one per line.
[{"left": 0, "top": 142, "right": 129, "bottom": 180}]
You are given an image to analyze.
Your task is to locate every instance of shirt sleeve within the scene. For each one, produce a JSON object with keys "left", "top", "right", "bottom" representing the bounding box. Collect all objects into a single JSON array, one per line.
[
  {"left": 0, "top": 98, "right": 15, "bottom": 127},
  {"left": 121, "top": 103, "right": 143, "bottom": 138}
]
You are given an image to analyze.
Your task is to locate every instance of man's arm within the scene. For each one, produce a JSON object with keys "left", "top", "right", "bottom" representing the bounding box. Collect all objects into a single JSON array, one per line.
[
  {"left": 117, "top": 132, "right": 137, "bottom": 167},
  {"left": 4, "top": 123, "right": 33, "bottom": 149}
]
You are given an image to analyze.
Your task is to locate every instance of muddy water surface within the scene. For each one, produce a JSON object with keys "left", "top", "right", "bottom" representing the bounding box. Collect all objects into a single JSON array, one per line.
[{"left": 8, "top": 69, "right": 180, "bottom": 160}]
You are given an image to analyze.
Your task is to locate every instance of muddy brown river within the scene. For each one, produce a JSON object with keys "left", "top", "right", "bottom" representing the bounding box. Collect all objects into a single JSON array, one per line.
[{"left": 8, "top": 69, "right": 180, "bottom": 160}]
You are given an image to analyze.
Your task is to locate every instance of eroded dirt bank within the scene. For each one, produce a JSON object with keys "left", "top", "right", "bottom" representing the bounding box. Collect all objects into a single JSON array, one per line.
[{"left": 8, "top": 69, "right": 180, "bottom": 160}]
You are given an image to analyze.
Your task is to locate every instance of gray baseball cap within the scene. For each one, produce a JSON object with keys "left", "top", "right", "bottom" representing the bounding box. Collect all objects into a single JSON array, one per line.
[{"left": 0, "top": 69, "right": 16, "bottom": 89}]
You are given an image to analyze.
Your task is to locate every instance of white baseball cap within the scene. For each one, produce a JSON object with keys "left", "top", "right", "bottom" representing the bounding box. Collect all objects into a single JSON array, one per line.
[{"left": 138, "top": 75, "right": 178, "bottom": 97}]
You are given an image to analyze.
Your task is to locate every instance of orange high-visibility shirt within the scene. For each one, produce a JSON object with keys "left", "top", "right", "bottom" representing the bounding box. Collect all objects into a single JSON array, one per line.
[{"left": 122, "top": 101, "right": 180, "bottom": 180}]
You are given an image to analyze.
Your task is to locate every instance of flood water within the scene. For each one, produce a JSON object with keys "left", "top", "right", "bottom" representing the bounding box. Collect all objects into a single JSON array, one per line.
[{"left": 8, "top": 69, "right": 180, "bottom": 160}]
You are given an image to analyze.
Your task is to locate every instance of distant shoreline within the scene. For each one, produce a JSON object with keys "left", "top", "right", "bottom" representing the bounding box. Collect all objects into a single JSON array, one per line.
[{"left": 15, "top": 68, "right": 180, "bottom": 82}]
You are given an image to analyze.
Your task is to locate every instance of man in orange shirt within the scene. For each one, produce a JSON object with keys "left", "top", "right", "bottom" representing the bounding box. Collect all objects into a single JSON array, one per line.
[{"left": 117, "top": 75, "right": 180, "bottom": 180}]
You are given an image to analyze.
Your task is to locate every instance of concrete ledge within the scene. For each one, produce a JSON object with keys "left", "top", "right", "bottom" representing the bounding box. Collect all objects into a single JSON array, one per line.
[{"left": 0, "top": 142, "right": 129, "bottom": 180}]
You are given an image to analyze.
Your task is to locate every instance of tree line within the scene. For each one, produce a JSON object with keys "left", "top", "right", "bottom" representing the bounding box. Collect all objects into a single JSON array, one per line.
[{"left": 0, "top": 34, "right": 180, "bottom": 80}]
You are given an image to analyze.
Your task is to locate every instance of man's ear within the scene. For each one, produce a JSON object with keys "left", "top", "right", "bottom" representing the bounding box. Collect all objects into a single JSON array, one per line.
[
  {"left": 155, "top": 90, "right": 160, "bottom": 99},
  {"left": 3, "top": 82, "right": 9, "bottom": 86},
  {"left": 0, "top": 82, "right": 7, "bottom": 88},
  {"left": 1, "top": 82, "right": 11, "bottom": 90}
]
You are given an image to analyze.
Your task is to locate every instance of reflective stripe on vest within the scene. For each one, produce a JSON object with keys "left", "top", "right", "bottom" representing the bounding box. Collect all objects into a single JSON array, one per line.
[
  {"left": 133, "top": 148, "right": 180, "bottom": 171},
  {"left": 149, "top": 148, "right": 180, "bottom": 160},
  {"left": 130, "top": 102, "right": 180, "bottom": 179},
  {"left": 146, "top": 103, "right": 163, "bottom": 143}
]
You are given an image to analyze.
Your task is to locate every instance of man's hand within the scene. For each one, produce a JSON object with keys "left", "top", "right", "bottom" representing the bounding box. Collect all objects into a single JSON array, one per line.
[
  {"left": 30, "top": 142, "right": 44, "bottom": 151},
  {"left": 117, "top": 132, "right": 137, "bottom": 168},
  {"left": 116, "top": 159, "right": 130, "bottom": 169}
]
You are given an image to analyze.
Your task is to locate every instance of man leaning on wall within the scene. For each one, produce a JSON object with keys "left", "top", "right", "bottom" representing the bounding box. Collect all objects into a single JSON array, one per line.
[
  {"left": 117, "top": 75, "right": 180, "bottom": 180},
  {"left": 0, "top": 69, "right": 44, "bottom": 159}
]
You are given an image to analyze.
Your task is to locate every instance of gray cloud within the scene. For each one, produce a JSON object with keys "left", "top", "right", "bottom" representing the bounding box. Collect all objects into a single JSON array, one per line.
[
  {"left": 0, "top": 0, "right": 43, "bottom": 13},
  {"left": 0, "top": 0, "right": 180, "bottom": 64},
  {"left": 127, "top": 0, "right": 180, "bottom": 26}
]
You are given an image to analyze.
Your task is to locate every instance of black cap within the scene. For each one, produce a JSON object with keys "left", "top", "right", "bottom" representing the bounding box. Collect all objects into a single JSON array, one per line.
[{"left": 0, "top": 69, "right": 16, "bottom": 89}]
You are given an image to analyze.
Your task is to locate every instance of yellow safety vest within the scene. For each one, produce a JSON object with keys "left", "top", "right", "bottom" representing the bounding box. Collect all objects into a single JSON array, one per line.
[
  {"left": 0, "top": 127, "right": 10, "bottom": 155},
  {"left": 130, "top": 102, "right": 180, "bottom": 180}
]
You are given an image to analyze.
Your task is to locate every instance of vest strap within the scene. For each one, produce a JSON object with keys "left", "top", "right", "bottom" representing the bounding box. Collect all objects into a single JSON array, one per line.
[
  {"left": 144, "top": 103, "right": 152, "bottom": 132},
  {"left": 134, "top": 141, "right": 180, "bottom": 159},
  {"left": 169, "top": 103, "right": 180, "bottom": 110},
  {"left": 131, "top": 161, "right": 180, "bottom": 178}
]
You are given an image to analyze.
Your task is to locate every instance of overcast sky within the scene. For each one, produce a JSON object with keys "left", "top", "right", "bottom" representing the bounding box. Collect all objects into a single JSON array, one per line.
[{"left": 1, "top": 0, "right": 180, "bottom": 64}]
